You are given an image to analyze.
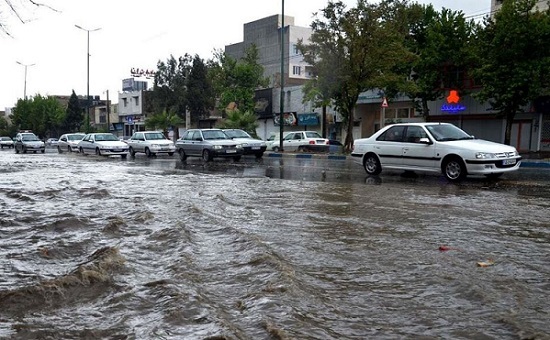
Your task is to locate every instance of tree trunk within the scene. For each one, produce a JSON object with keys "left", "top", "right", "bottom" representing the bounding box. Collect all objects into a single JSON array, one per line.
[
  {"left": 322, "top": 105, "right": 327, "bottom": 138},
  {"left": 422, "top": 98, "right": 430, "bottom": 120},
  {"left": 504, "top": 112, "right": 514, "bottom": 146},
  {"left": 343, "top": 106, "right": 355, "bottom": 153}
]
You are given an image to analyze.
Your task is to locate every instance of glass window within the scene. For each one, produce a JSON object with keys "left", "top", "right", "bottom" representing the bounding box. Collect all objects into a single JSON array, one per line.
[
  {"left": 378, "top": 126, "right": 405, "bottom": 142},
  {"left": 404, "top": 126, "right": 428, "bottom": 143}
]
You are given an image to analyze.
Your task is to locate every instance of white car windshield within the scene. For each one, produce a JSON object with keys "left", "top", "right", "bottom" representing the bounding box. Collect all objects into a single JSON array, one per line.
[
  {"left": 425, "top": 124, "right": 474, "bottom": 142},
  {"left": 202, "top": 130, "right": 228, "bottom": 140},
  {"left": 95, "top": 134, "right": 119, "bottom": 142},
  {"left": 144, "top": 132, "right": 166, "bottom": 140},
  {"left": 22, "top": 135, "right": 40, "bottom": 141},
  {"left": 224, "top": 130, "right": 251, "bottom": 138},
  {"left": 68, "top": 135, "right": 85, "bottom": 141}
]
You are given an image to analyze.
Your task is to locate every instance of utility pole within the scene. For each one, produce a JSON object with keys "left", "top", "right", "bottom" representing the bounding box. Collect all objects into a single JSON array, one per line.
[
  {"left": 16, "top": 61, "right": 35, "bottom": 100},
  {"left": 75, "top": 24, "right": 101, "bottom": 133},
  {"left": 278, "top": 0, "right": 285, "bottom": 152},
  {"left": 106, "top": 89, "right": 110, "bottom": 132}
]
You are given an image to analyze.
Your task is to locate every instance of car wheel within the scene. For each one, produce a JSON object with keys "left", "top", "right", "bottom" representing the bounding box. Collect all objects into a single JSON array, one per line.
[
  {"left": 68, "top": 146, "right": 72, "bottom": 152},
  {"left": 15, "top": 147, "right": 19, "bottom": 154},
  {"left": 272, "top": 146, "right": 279, "bottom": 152},
  {"left": 40, "top": 150, "right": 44, "bottom": 154},
  {"left": 202, "top": 149, "right": 213, "bottom": 162},
  {"left": 58, "top": 146, "right": 63, "bottom": 153},
  {"left": 298, "top": 146, "right": 306, "bottom": 152},
  {"left": 363, "top": 153, "right": 382, "bottom": 175},
  {"left": 95, "top": 148, "right": 102, "bottom": 156},
  {"left": 233, "top": 155, "right": 242, "bottom": 162},
  {"left": 443, "top": 157, "right": 466, "bottom": 182},
  {"left": 178, "top": 149, "right": 187, "bottom": 161},
  {"left": 485, "top": 173, "right": 503, "bottom": 179},
  {"left": 255, "top": 152, "right": 264, "bottom": 159},
  {"left": 22, "top": 146, "right": 27, "bottom": 154},
  {"left": 129, "top": 147, "right": 136, "bottom": 157},
  {"left": 145, "top": 148, "right": 152, "bottom": 157}
]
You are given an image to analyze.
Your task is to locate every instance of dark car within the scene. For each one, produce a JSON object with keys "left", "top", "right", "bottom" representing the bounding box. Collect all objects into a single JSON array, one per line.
[{"left": 176, "top": 129, "right": 244, "bottom": 162}]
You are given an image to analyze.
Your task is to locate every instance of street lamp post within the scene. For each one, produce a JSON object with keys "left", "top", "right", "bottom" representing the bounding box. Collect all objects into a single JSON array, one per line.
[
  {"left": 16, "top": 61, "right": 35, "bottom": 100},
  {"left": 279, "top": 0, "right": 285, "bottom": 152},
  {"left": 75, "top": 24, "right": 101, "bottom": 133}
]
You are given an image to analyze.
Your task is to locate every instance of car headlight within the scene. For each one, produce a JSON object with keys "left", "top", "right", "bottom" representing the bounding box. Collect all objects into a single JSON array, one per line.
[
  {"left": 241, "top": 142, "right": 249, "bottom": 147},
  {"left": 213, "top": 145, "right": 222, "bottom": 150},
  {"left": 236, "top": 144, "right": 243, "bottom": 149},
  {"left": 151, "top": 144, "right": 160, "bottom": 148},
  {"left": 475, "top": 152, "right": 496, "bottom": 159}
]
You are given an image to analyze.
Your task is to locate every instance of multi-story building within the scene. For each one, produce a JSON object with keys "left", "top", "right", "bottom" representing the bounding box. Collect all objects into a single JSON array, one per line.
[
  {"left": 491, "top": 0, "right": 549, "bottom": 13},
  {"left": 225, "top": 15, "right": 339, "bottom": 140},
  {"left": 118, "top": 79, "right": 151, "bottom": 138}
]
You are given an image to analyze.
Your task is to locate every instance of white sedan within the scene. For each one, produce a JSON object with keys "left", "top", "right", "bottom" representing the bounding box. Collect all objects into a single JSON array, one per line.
[
  {"left": 126, "top": 131, "right": 176, "bottom": 157},
  {"left": 351, "top": 122, "right": 522, "bottom": 182},
  {"left": 78, "top": 133, "right": 129, "bottom": 158}
]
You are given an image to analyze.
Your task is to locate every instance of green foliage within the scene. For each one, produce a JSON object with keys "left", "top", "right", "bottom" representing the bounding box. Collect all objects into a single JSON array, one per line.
[
  {"left": 405, "top": 5, "right": 478, "bottom": 117},
  {"left": 145, "top": 110, "right": 183, "bottom": 139},
  {"left": 152, "top": 55, "right": 192, "bottom": 121},
  {"left": 187, "top": 55, "right": 215, "bottom": 124},
  {"left": 11, "top": 94, "right": 65, "bottom": 138},
  {"left": 65, "top": 90, "right": 83, "bottom": 133},
  {"left": 208, "top": 45, "right": 268, "bottom": 115},
  {"left": 472, "top": 0, "right": 550, "bottom": 144},
  {"left": 217, "top": 110, "right": 258, "bottom": 136}
]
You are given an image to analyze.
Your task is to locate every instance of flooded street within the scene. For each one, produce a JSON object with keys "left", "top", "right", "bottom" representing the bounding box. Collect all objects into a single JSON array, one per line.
[{"left": 1, "top": 150, "right": 549, "bottom": 339}]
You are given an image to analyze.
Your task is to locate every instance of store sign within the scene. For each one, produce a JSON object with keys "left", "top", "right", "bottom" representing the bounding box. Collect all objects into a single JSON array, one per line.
[
  {"left": 441, "top": 90, "right": 466, "bottom": 114},
  {"left": 297, "top": 113, "right": 319, "bottom": 126},
  {"left": 274, "top": 112, "right": 297, "bottom": 126},
  {"left": 130, "top": 68, "right": 155, "bottom": 78}
]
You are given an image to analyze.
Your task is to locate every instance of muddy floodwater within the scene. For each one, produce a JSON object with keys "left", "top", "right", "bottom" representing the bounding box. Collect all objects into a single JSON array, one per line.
[{"left": 1, "top": 151, "right": 549, "bottom": 339}]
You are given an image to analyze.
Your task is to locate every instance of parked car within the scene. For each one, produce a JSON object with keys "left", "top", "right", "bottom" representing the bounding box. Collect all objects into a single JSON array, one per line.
[
  {"left": 328, "top": 139, "right": 344, "bottom": 154},
  {"left": 0, "top": 136, "right": 14, "bottom": 149},
  {"left": 351, "top": 122, "right": 522, "bottom": 182},
  {"left": 265, "top": 132, "right": 290, "bottom": 151},
  {"left": 78, "top": 133, "right": 129, "bottom": 158},
  {"left": 275, "top": 131, "right": 330, "bottom": 152},
  {"left": 14, "top": 131, "right": 45, "bottom": 154},
  {"left": 45, "top": 138, "right": 59, "bottom": 147},
  {"left": 126, "top": 131, "right": 176, "bottom": 157},
  {"left": 222, "top": 129, "right": 266, "bottom": 158},
  {"left": 57, "top": 133, "right": 86, "bottom": 153},
  {"left": 176, "top": 128, "right": 244, "bottom": 162}
]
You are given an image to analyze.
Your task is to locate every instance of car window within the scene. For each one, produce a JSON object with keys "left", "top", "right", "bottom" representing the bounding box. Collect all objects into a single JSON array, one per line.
[
  {"left": 182, "top": 131, "right": 193, "bottom": 141},
  {"left": 378, "top": 126, "right": 405, "bottom": 142},
  {"left": 203, "top": 130, "right": 227, "bottom": 140},
  {"left": 404, "top": 126, "right": 428, "bottom": 143},
  {"left": 68, "top": 134, "right": 84, "bottom": 141},
  {"left": 145, "top": 132, "right": 165, "bottom": 140},
  {"left": 426, "top": 124, "right": 473, "bottom": 141},
  {"left": 305, "top": 132, "right": 322, "bottom": 138},
  {"left": 224, "top": 130, "right": 250, "bottom": 138}
]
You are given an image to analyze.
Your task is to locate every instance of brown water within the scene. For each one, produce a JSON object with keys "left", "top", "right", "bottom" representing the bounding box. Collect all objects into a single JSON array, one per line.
[{"left": 1, "top": 152, "right": 549, "bottom": 339}]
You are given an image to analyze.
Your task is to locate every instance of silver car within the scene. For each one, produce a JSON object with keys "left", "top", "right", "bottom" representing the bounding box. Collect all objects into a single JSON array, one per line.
[
  {"left": 78, "top": 133, "right": 129, "bottom": 158},
  {"left": 176, "top": 129, "right": 244, "bottom": 162},
  {"left": 0, "top": 136, "right": 14, "bottom": 149},
  {"left": 14, "top": 132, "right": 45, "bottom": 154},
  {"left": 57, "top": 133, "right": 86, "bottom": 153},
  {"left": 222, "top": 129, "right": 266, "bottom": 158},
  {"left": 126, "top": 131, "right": 176, "bottom": 157}
]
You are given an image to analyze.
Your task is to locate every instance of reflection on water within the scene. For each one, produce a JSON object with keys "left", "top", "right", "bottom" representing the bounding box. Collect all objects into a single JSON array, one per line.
[{"left": 0, "top": 151, "right": 549, "bottom": 339}]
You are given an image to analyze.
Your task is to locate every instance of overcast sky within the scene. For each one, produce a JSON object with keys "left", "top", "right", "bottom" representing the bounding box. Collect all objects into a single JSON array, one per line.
[{"left": 0, "top": 0, "right": 490, "bottom": 109}]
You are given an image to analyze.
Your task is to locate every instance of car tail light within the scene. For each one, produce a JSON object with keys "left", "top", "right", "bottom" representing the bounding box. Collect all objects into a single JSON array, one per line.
[{"left": 309, "top": 140, "right": 315, "bottom": 145}]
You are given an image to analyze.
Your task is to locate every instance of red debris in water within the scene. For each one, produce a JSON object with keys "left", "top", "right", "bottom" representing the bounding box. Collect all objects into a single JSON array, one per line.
[{"left": 439, "top": 246, "right": 452, "bottom": 251}]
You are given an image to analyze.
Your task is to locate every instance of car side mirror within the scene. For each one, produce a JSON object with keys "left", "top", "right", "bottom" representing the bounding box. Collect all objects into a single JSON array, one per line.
[{"left": 419, "top": 137, "right": 432, "bottom": 144}]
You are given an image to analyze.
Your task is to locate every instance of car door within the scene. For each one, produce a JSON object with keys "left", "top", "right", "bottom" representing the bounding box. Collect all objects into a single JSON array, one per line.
[
  {"left": 401, "top": 126, "right": 437, "bottom": 170},
  {"left": 133, "top": 132, "right": 145, "bottom": 152},
  {"left": 283, "top": 132, "right": 302, "bottom": 151},
  {"left": 374, "top": 126, "right": 406, "bottom": 168}
]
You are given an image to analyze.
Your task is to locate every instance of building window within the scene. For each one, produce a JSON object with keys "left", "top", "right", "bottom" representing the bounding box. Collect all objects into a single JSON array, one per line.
[
  {"left": 123, "top": 98, "right": 127, "bottom": 107},
  {"left": 292, "top": 66, "right": 301, "bottom": 76},
  {"left": 293, "top": 44, "right": 300, "bottom": 55},
  {"left": 133, "top": 96, "right": 139, "bottom": 106}
]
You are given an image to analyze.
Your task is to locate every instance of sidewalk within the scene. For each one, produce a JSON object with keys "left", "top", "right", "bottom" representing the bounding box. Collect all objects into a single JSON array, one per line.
[{"left": 266, "top": 151, "right": 550, "bottom": 168}]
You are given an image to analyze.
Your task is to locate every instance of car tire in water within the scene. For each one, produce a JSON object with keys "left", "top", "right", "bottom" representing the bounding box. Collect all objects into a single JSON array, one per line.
[
  {"left": 202, "top": 149, "right": 212, "bottom": 162},
  {"left": 96, "top": 148, "right": 102, "bottom": 156},
  {"left": 363, "top": 153, "right": 382, "bottom": 175},
  {"left": 58, "top": 146, "right": 63, "bottom": 153},
  {"left": 129, "top": 147, "right": 136, "bottom": 157},
  {"left": 68, "top": 146, "right": 72, "bottom": 152},
  {"left": 145, "top": 148, "right": 153, "bottom": 157},
  {"left": 178, "top": 149, "right": 187, "bottom": 161},
  {"left": 442, "top": 157, "right": 466, "bottom": 182},
  {"left": 272, "top": 146, "right": 279, "bottom": 152}
]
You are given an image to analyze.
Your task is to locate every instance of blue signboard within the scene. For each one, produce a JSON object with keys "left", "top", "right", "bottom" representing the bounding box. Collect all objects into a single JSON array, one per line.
[{"left": 297, "top": 113, "right": 319, "bottom": 126}]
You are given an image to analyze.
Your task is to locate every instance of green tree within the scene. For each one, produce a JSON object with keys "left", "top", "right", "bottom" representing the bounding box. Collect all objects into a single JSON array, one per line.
[
  {"left": 145, "top": 110, "right": 183, "bottom": 140},
  {"left": 64, "top": 90, "right": 83, "bottom": 133},
  {"left": 405, "top": 5, "right": 477, "bottom": 117},
  {"left": 301, "top": 0, "right": 417, "bottom": 151},
  {"left": 217, "top": 110, "right": 259, "bottom": 137},
  {"left": 187, "top": 55, "right": 215, "bottom": 125},
  {"left": 472, "top": 0, "right": 550, "bottom": 145},
  {"left": 152, "top": 54, "right": 192, "bottom": 125},
  {"left": 11, "top": 94, "right": 64, "bottom": 138},
  {"left": 209, "top": 45, "right": 268, "bottom": 115}
]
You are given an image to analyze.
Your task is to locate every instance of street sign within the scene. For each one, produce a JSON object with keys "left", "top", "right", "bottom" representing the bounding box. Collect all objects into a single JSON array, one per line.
[{"left": 382, "top": 97, "right": 388, "bottom": 108}]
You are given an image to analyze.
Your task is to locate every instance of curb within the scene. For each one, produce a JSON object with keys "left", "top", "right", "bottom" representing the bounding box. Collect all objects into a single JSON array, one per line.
[{"left": 266, "top": 152, "right": 550, "bottom": 168}]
